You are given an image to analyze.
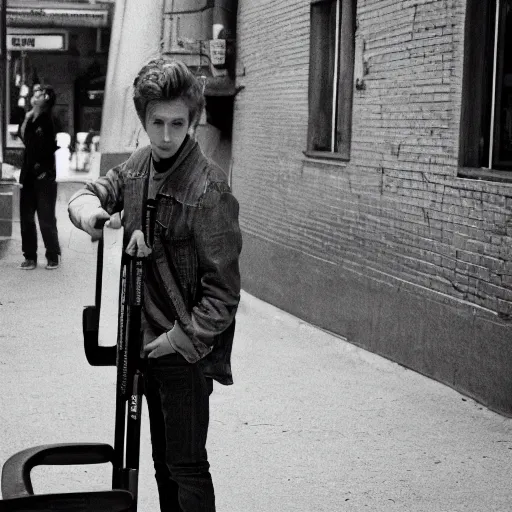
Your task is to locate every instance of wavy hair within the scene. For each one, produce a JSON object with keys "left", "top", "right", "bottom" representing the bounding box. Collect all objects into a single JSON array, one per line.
[{"left": 133, "top": 57, "right": 205, "bottom": 130}]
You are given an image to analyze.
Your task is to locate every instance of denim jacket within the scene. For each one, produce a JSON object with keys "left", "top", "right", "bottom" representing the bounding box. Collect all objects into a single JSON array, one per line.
[{"left": 68, "top": 139, "right": 242, "bottom": 384}]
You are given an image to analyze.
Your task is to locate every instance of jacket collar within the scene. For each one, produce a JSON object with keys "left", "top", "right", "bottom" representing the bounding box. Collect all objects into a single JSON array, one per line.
[
  {"left": 126, "top": 136, "right": 198, "bottom": 177},
  {"left": 124, "top": 137, "right": 209, "bottom": 207}
]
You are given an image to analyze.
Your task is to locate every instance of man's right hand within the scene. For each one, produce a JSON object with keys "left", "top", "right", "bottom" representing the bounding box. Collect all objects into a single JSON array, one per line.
[{"left": 86, "top": 208, "right": 113, "bottom": 241}]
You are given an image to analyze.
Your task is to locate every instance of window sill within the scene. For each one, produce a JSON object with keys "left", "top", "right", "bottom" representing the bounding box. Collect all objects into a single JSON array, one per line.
[
  {"left": 303, "top": 150, "right": 350, "bottom": 163},
  {"left": 458, "top": 167, "right": 512, "bottom": 185}
]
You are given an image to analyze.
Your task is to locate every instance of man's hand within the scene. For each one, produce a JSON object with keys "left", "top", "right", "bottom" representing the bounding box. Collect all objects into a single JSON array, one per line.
[
  {"left": 125, "top": 229, "right": 152, "bottom": 257},
  {"left": 144, "top": 331, "right": 176, "bottom": 358},
  {"left": 86, "top": 209, "right": 119, "bottom": 241}
]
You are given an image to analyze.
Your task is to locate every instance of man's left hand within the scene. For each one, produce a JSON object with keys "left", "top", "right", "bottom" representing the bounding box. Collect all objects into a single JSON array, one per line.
[{"left": 144, "top": 331, "right": 176, "bottom": 358}]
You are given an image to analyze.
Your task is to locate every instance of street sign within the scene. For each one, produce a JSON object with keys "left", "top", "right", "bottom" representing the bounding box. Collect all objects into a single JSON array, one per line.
[{"left": 7, "top": 33, "right": 66, "bottom": 51}]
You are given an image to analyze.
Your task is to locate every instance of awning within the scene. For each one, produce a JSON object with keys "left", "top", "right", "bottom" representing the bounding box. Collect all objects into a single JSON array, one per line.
[{"left": 7, "top": 2, "right": 112, "bottom": 28}]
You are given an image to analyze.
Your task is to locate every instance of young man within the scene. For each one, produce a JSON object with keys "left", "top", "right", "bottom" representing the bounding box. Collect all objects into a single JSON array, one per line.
[
  {"left": 68, "top": 58, "right": 242, "bottom": 512},
  {"left": 18, "top": 84, "right": 61, "bottom": 270}
]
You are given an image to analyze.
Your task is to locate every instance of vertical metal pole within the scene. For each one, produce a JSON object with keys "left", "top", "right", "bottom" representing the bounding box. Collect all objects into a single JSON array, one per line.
[
  {"left": 331, "top": 0, "right": 340, "bottom": 152},
  {"left": 489, "top": 0, "right": 500, "bottom": 169},
  {"left": 0, "top": 0, "right": 6, "bottom": 167},
  {"left": 96, "top": 27, "right": 102, "bottom": 54}
]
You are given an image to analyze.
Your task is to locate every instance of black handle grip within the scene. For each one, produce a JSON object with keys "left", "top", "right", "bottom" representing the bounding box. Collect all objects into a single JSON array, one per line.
[
  {"left": 1, "top": 444, "right": 114, "bottom": 498},
  {"left": 82, "top": 306, "right": 117, "bottom": 366},
  {"left": 94, "top": 218, "right": 108, "bottom": 230}
]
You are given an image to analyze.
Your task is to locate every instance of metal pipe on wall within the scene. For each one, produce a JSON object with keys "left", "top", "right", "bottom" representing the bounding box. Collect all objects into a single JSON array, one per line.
[{"left": 0, "top": 0, "right": 6, "bottom": 167}]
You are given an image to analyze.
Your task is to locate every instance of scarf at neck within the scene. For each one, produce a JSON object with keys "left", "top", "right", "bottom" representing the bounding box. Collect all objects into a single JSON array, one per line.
[{"left": 152, "top": 135, "right": 190, "bottom": 173}]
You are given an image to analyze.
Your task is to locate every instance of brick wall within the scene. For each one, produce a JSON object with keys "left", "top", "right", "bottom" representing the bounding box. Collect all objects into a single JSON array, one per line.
[
  {"left": 233, "top": 0, "right": 512, "bottom": 412},
  {"left": 233, "top": 0, "right": 512, "bottom": 319}
]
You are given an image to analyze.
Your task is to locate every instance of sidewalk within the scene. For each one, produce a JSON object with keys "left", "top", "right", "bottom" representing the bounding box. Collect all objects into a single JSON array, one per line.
[
  {"left": 2, "top": 150, "right": 100, "bottom": 185},
  {"left": 1, "top": 180, "right": 512, "bottom": 511}
]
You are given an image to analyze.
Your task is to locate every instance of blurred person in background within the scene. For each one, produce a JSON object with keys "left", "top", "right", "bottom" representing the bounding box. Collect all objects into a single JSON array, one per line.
[{"left": 18, "top": 83, "right": 61, "bottom": 270}]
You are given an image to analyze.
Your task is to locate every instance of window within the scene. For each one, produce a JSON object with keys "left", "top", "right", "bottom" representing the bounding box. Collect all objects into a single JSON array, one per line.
[
  {"left": 460, "top": 0, "right": 512, "bottom": 171},
  {"left": 307, "top": 0, "right": 356, "bottom": 160}
]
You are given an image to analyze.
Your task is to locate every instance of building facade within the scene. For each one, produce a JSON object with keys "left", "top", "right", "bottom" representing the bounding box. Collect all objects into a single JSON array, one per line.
[
  {"left": 4, "top": 0, "right": 509, "bottom": 414},
  {"left": 98, "top": 0, "right": 238, "bottom": 176},
  {"left": 232, "top": 0, "right": 512, "bottom": 415}
]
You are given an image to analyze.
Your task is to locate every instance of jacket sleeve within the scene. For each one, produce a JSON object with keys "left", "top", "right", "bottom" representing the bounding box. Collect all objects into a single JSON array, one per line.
[
  {"left": 164, "top": 181, "right": 242, "bottom": 364},
  {"left": 190, "top": 181, "right": 243, "bottom": 346},
  {"left": 34, "top": 116, "right": 57, "bottom": 173},
  {"left": 68, "top": 162, "right": 126, "bottom": 229}
]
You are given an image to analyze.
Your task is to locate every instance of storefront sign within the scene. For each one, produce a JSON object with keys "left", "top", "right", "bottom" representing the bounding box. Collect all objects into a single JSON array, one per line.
[
  {"left": 7, "top": 7, "right": 109, "bottom": 28},
  {"left": 7, "top": 34, "right": 66, "bottom": 51}
]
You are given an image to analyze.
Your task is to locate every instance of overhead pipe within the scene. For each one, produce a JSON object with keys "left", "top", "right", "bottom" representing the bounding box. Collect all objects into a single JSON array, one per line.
[{"left": 164, "top": 0, "right": 215, "bottom": 15}]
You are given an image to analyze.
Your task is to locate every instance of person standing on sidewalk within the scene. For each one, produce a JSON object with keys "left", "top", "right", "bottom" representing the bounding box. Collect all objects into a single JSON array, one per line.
[
  {"left": 18, "top": 83, "right": 61, "bottom": 270},
  {"left": 68, "top": 58, "right": 242, "bottom": 512}
]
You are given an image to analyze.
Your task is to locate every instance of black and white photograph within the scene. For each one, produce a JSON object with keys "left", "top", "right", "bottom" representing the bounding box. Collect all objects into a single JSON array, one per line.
[{"left": 1, "top": 1, "right": 512, "bottom": 511}]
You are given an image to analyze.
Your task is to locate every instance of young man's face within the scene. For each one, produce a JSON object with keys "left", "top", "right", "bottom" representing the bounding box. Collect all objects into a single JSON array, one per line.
[{"left": 145, "top": 98, "right": 190, "bottom": 161}]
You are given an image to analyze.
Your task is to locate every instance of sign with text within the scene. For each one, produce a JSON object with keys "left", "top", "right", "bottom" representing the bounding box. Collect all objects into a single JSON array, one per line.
[
  {"left": 7, "top": 7, "right": 109, "bottom": 28},
  {"left": 7, "top": 33, "right": 65, "bottom": 51},
  {"left": 209, "top": 39, "right": 226, "bottom": 66}
]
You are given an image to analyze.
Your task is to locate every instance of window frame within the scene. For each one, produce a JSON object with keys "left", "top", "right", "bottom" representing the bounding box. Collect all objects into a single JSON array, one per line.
[
  {"left": 459, "top": 0, "right": 512, "bottom": 180},
  {"left": 305, "top": 0, "right": 356, "bottom": 162}
]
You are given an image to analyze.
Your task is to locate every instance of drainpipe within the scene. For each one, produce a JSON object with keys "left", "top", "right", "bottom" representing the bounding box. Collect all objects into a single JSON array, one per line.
[{"left": 0, "top": 0, "right": 5, "bottom": 169}]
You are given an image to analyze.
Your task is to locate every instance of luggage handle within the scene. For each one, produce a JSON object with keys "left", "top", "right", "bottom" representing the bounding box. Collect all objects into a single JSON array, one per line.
[
  {"left": 0, "top": 490, "right": 133, "bottom": 512},
  {"left": 1, "top": 443, "right": 114, "bottom": 498}
]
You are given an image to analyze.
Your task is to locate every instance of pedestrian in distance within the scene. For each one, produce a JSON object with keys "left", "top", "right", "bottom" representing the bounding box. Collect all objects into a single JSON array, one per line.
[
  {"left": 18, "top": 83, "right": 61, "bottom": 270},
  {"left": 68, "top": 57, "right": 242, "bottom": 512}
]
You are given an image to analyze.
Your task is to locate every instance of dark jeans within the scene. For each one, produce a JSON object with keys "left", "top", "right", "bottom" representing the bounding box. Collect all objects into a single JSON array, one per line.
[
  {"left": 20, "top": 180, "right": 60, "bottom": 261},
  {"left": 144, "top": 353, "right": 215, "bottom": 512}
]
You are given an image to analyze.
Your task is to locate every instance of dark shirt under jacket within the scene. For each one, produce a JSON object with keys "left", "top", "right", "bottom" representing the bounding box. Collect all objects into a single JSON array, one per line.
[{"left": 19, "top": 111, "right": 58, "bottom": 185}]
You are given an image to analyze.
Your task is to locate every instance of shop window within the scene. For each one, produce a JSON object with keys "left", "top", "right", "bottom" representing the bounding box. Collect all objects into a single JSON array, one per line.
[
  {"left": 306, "top": 0, "right": 356, "bottom": 160},
  {"left": 460, "top": 0, "right": 512, "bottom": 171}
]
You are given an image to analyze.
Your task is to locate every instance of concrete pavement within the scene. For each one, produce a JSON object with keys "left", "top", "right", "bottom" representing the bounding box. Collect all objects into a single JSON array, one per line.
[{"left": 1, "top": 176, "right": 512, "bottom": 511}]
